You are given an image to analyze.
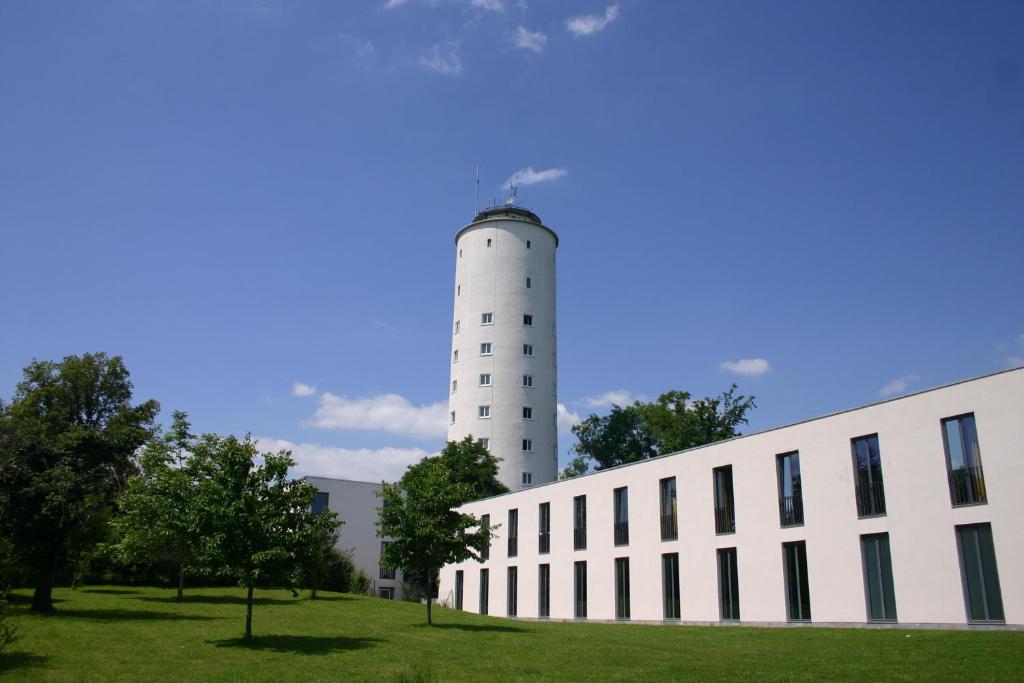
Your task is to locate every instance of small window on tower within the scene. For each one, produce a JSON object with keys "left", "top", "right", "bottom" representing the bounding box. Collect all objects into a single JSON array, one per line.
[
  {"left": 523, "top": 314, "right": 533, "bottom": 326},
  {"left": 487, "top": 238, "right": 492, "bottom": 247},
  {"left": 523, "top": 407, "right": 533, "bottom": 420},
  {"left": 450, "top": 411, "right": 456, "bottom": 424},
  {"left": 479, "top": 405, "right": 491, "bottom": 418},
  {"left": 523, "top": 375, "right": 533, "bottom": 387},
  {"left": 480, "top": 438, "right": 489, "bottom": 449},
  {"left": 522, "top": 439, "right": 533, "bottom": 452},
  {"left": 454, "top": 320, "right": 460, "bottom": 334},
  {"left": 526, "top": 277, "right": 531, "bottom": 288},
  {"left": 527, "top": 240, "right": 531, "bottom": 249},
  {"left": 480, "top": 343, "right": 492, "bottom": 355},
  {"left": 457, "top": 285, "right": 461, "bottom": 296},
  {"left": 459, "top": 249, "right": 462, "bottom": 257},
  {"left": 453, "top": 349, "right": 459, "bottom": 363},
  {"left": 451, "top": 380, "right": 457, "bottom": 394},
  {"left": 481, "top": 312, "right": 493, "bottom": 325},
  {"left": 523, "top": 344, "right": 534, "bottom": 356},
  {"left": 480, "top": 373, "right": 491, "bottom": 386},
  {"left": 523, "top": 472, "right": 533, "bottom": 485}
]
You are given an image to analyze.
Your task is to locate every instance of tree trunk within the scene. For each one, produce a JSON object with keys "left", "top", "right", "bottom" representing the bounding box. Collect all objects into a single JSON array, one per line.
[
  {"left": 311, "top": 587, "right": 318, "bottom": 600},
  {"left": 245, "top": 585, "right": 254, "bottom": 640},
  {"left": 32, "top": 561, "right": 57, "bottom": 613},
  {"left": 426, "top": 567, "right": 433, "bottom": 626},
  {"left": 176, "top": 562, "right": 185, "bottom": 601}
]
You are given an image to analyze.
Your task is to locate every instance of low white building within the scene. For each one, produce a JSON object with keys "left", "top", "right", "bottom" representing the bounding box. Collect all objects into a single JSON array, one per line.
[
  {"left": 438, "top": 367, "right": 1023, "bottom": 627},
  {"left": 304, "top": 476, "right": 403, "bottom": 599}
]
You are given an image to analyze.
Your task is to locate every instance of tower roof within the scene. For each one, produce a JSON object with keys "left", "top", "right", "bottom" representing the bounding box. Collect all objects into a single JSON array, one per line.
[{"left": 457, "top": 204, "right": 559, "bottom": 246}]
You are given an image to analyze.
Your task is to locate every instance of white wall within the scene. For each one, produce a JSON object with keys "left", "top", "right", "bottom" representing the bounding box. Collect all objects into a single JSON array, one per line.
[{"left": 439, "top": 368, "right": 1024, "bottom": 626}]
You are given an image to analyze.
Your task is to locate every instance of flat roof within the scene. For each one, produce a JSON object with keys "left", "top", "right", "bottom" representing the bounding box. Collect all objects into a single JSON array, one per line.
[{"left": 455, "top": 205, "right": 559, "bottom": 246}]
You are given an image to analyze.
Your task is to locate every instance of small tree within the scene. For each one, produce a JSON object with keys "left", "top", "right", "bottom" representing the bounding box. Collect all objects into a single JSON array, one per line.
[
  {"left": 435, "top": 436, "right": 509, "bottom": 499},
  {"left": 190, "top": 435, "right": 339, "bottom": 639},
  {"left": 299, "top": 530, "right": 353, "bottom": 600},
  {"left": 377, "top": 459, "right": 491, "bottom": 625}
]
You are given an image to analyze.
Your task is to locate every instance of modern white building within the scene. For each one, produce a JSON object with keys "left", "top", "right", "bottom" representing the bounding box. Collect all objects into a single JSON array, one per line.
[
  {"left": 304, "top": 476, "right": 403, "bottom": 599},
  {"left": 447, "top": 205, "right": 559, "bottom": 492},
  {"left": 439, "top": 367, "right": 1024, "bottom": 628}
]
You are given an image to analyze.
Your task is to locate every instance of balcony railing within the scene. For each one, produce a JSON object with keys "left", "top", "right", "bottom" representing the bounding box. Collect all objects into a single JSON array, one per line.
[
  {"left": 614, "top": 520, "right": 630, "bottom": 546},
  {"left": 855, "top": 481, "right": 887, "bottom": 517},
  {"left": 661, "top": 514, "right": 678, "bottom": 541},
  {"left": 778, "top": 495, "right": 804, "bottom": 527},
  {"left": 714, "top": 504, "right": 735, "bottom": 534},
  {"left": 574, "top": 527, "right": 586, "bottom": 550},
  {"left": 379, "top": 566, "right": 395, "bottom": 580},
  {"left": 949, "top": 466, "right": 987, "bottom": 506},
  {"left": 539, "top": 531, "right": 550, "bottom": 554}
]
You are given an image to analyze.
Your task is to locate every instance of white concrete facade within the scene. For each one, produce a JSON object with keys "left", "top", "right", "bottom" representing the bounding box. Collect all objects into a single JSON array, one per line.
[
  {"left": 304, "top": 476, "right": 403, "bottom": 599},
  {"left": 447, "top": 206, "right": 559, "bottom": 491},
  {"left": 439, "top": 368, "right": 1024, "bottom": 627}
]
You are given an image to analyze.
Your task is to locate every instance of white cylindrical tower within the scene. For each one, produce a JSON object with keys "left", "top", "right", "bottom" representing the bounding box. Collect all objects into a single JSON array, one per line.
[{"left": 448, "top": 205, "right": 558, "bottom": 492}]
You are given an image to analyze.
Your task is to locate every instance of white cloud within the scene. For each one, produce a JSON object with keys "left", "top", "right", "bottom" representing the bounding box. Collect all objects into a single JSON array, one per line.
[
  {"left": 720, "top": 358, "right": 771, "bottom": 376},
  {"left": 513, "top": 26, "right": 547, "bottom": 53},
  {"left": 383, "top": 0, "right": 410, "bottom": 9},
  {"left": 557, "top": 403, "right": 581, "bottom": 433},
  {"left": 292, "top": 382, "right": 316, "bottom": 397},
  {"left": 879, "top": 374, "right": 920, "bottom": 397},
  {"left": 583, "top": 389, "right": 637, "bottom": 408},
  {"left": 303, "top": 393, "right": 448, "bottom": 440},
  {"left": 566, "top": 3, "right": 620, "bottom": 36},
  {"left": 471, "top": 0, "right": 504, "bottom": 11},
  {"left": 506, "top": 166, "right": 568, "bottom": 189},
  {"left": 420, "top": 42, "right": 463, "bottom": 75},
  {"left": 256, "top": 437, "right": 431, "bottom": 483}
]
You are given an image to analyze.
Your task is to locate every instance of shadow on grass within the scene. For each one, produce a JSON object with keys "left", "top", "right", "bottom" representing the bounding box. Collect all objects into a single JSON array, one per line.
[
  {"left": 6, "top": 594, "right": 64, "bottom": 606},
  {"left": 305, "top": 595, "right": 356, "bottom": 602},
  {"left": 139, "top": 595, "right": 298, "bottom": 606},
  {"left": 42, "top": 608, "right": 219, "bottom": 622},
  {"left": 415, "top": 622, "right": 525, "bottom": 633},
  {"left": 0, "top": 651, "right": 50, "bottom": 673},
  {"left": 77, "top": 588, "right": 139, "bottom": 595},
  {"left": 210, "top": 635, "right": 382, "bottom": 655}
]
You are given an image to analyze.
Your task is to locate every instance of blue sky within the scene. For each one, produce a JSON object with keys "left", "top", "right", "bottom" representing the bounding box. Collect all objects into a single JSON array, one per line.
[{"left": 1, "top": 1, "right": 1022, "bottom": 481}]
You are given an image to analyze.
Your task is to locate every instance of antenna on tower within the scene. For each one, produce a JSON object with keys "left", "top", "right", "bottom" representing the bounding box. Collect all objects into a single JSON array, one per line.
[
  {"left": 474, "top": 163, "right": 480, "bottom": 215},
  {"left": 506, "top": 178, "right": 517, "bottom": 207}
]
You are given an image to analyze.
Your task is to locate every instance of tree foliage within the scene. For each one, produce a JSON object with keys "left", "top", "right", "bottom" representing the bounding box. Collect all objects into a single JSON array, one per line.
[
  {"left": 432, "top": 436, "right": 509, "bottom": 500},
  {"left": 377, "top": 459, "right": 492, "bottom": 625},
  {"left": 569, "top": 385, "right": 756, "bottom": 473},
  {"left": 0, "top": 353, "right": 158, "bottom": 612}
]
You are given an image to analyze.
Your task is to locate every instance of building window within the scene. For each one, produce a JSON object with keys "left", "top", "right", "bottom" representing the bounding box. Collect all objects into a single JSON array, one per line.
[
  {"left": 522, "top": 439, "right": 533, "bottom": 451},
  {"left": 507, "top": 509, "right": 518, "bottom": 558},
  {"left": 452, "top": 349, "right": 458, "bottom": 363},
  {"left": 523, "top": 314, "right": 533, "bottom": 326},
  {"left": 481, "top": 312, "right": 493, "bottom": 325},
  {"left": 457, "top": 285, "right": 461, "bottom": 296},
  {"left": 573, "top": 495, "right": 587, "bottom": 550},
  {"left": 311, "top": 491, "right": 329, "bottom": 514},
  {"left": 713, "top": 465, "right": 735, "bottom": 534},
  {"left": 522, "top": 472, "right": 533, "bottom": 486},
  {"left": 480, "top": 514, "right": 490, "bottom": 561},
  {"left": 478, "top": 405, "right": 490, "bottom": 418},
  {"left": 459, "top": 248, "right": 462, "bottom": 257},
  {"left": 522, "top": 406, "right": 533, "bottom": 419},
  {"left": 454, "top": 320, "right": 460, "bottom": 334},
  {"left": 455, "top": 570, "right": 464, "bottom": 610},
  {"left": 852, "top": 434, "right": 886, "bottom": 517},
  {"left": 613, "top": 486, "right": 629, "bottom": 546},
  {"left": 480, "top": 438, "right": 489, "bottom": 449},
  {"left": 942, "top": 414, "right": 986, "bottom": 506},
  {"left": 449, "top": 411, "right": 455, "bottom": 424},
  {"left": 378, "top": 587, "right": 393, "bottom": 599},
  {"left": 506, "top": 566, "right": 518, "bottom": 617},
  {"left": 538, "top": 502, "right": 550, "bottom": 554},
  {"left": 480, "top": 343, "right": 492, "bottom": 355},
  {"left": 776, "top": 451, "right": 803, "bottom": 527},
  {"left": 523, "top": 344, "right": 533, "bottom": 356},
  {"left": 663, "top": 553, "right": 681, "bottom": 620},
  {"left": 718, "top": 547, "right": 740, "bottom": 621},
  {"left": 451, "top": 380, "right": 457, "bottom": 394},
  {"left": 574, "top": 561, "right": 588, "bottom": 619},
  {"left": 615, "top": 557, "right": 631, "bottom": 620},
  {"left": 379, "top": 541, "right": 395, "bottom": 580},
  {"left": 479, "top": 568, "right": 489, "bottom": 615},
  {"left": 861, "top": 533, "right": 897, "bottom": 622},
  {"left": 523, "top": 374, "right": 533, "bottom": 387},
  {"left": 526, "top": 277, "right": 531, "bottom": 288},
  {"left": 526, "top": 239, "right": 531, "bottom": 248},
  {"left": 538, "top": 564, "right": 550, "bottom": 618},
  {"left": 487, "top": 238, "right": 492, "bottom": 247},
  {"left": 783, "top": 541, "right": 811, "bottom": 621},
  {"left": 479, "top": 373, "right": 491, "bottom": 386},
  {"left": 659, "top": 477, "right": 677, "bottom": 541},
  {"left": 956, "top": 523, "right": 1004, "bottom": 622}
]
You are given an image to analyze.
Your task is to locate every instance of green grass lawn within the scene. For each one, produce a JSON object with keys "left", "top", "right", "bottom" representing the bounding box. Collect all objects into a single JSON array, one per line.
[{"left": 2, "top": 586, "right": 1023, "bottom": 681}]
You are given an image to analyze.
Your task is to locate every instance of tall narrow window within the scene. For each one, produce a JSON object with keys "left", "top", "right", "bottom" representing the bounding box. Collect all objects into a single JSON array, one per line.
[
  {"left": 480, "top": 514, "right": 490, "bottom": 561},
  {"left": 943, "top": 414, "right": 987, "bottom": 506},
  {"left": 538, "top": 564, "right": 550, "bottom": 618},
  {"left": 662, "top": 553, "right": 681, "bottom": 620},
  {"left": 660, "top": 477, "right": 678, "bottom": 541},
  {"left": 852, "top": 434, "right": 886, "bottom": 517},
  {"left": 613, "top": 487, "right": 629, "bottom": 546},
  {"left": 861, "top": 533, "right": 897, "bottom": 622},
  {"left": 523, "top": 344, "right": 534, "bottom": 356},
  {"left": 507, "top": 566, "right": 518, "bottom": 617},
  {"left": 615, "top": 558, "right": 631, "bottom": 620},
  {"left": 538, "top": 502, "right": 550, "bottom": 554},
  {"left": 481, "top": 312, "right": 493, "bottom": 325},
  {"left": 526, "top": 277, "right": 531, "bottom": 288},
  {"left": 486, "top": 238, "right": 492, "bottom": 247},
  {"left": 451, "top": 380, "right": 457, "bottom": 394},
  {"left": 713, "top": 466, "right": 735, "bottom": 534},
  {"left": 379, "top": 541, "right": 395, "bottom": 579},
  {"left": 479, "top": 568, "right": 489, "bottom": 615},
  {"left": 479, "top": 373, "right": 491, "bottom": 386},
  {"left": 573, "top": 495, "right": 587, "bottom": 550},
  {"left": 776, "top": 452, "right": 803, "bottom": 527},
  {"left": 454, "top": 320, "right": 460, "bottom": 334},
  {"left": 455, "top": 570, "right": 464, "bottom": 610},
  {"left": 526, "top": 240, "right": 531, "bottom": 248},
  {"left": 574, "top": 561, "right": 588, "bottom": 619},
  {"left": 956, "top": 523, "right": 1004, "bottom": 622},
  {"left": 452, "top": 349, "right": 458, "bottom": 363},
  {"left": 718, "top": 547, "right": 740, "bottom": 620},
  {"left": 449, "top": 411, "right": 455, "bottom": 424},
  {"left": 783, "top": 541, "right": 811, "bottom": 621},
  {"left": 507, "top": 509, "right": 518, "bottom": 558}
]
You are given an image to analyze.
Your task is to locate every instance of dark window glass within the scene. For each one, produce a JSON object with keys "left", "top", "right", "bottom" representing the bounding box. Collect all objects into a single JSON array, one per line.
[
  {"left": 718, "top": 547, "right": 740, "bottom": 620},
  {"left": 573, "top": 495, "right": 587, "bottom": 550},
  {"left": 662, "top": 553, "right": 681, "bottom": 620},
  {"left": 861, "top": 533, "right": 897, "bottom": 621},
  {"left": 783, "top": 541, "right": 811, "bottom": 621},
  {"left": 538, "top": 564, "right": 550, "bottom": 618},
  {"left": 615, "top": 558, "right": 631, "bottom": 620},
  {"left": 776, "top": 452, "right": 803, "bottom": 527},
  {"left": 507, "top": 509, "right": 518, "bottom": 558},
  {"left": 852, "top": 435, "right": 886, "bottom": 517},
  {"left": 507, "top": 566, "right": 518, "bottom": 617},
  {"left": 538, "top": 502, "right": 550, "bottom": 554},
  {"left": 613, "top": 487, "right": 629, "bottom": 546},
  {"left": 455, "top": 570, "right": 464, "bottom": 610},
  {"left": 660, "top": 477, "right": 678, "bottom": 541},
  {"left": 311, "top": 491, "right": 329, "bottom": 514},
  {"left": 956, "top": 523, "right": 1004, "bottom": 622},
  {"left": 574, "top": 561, "right": 588, "bottom": 619},
  {"left": 713, "top": 466, "right": 735, "bottom": 534},
  {"left": 480, "top": 514, "right": 490, "bottom": 561},
  {"left": 479, "top": 568, "right": 489, "bottom": 615},
  {"left": 943, "top": 414, "right": 987, "bottom": 506},
  {"left": 379, "top": 541, "right": 395, "bottom": 580}
]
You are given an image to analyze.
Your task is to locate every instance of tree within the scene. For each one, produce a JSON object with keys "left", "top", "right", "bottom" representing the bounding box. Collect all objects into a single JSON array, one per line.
[
  {"left": 0, "top": 353, "right": 158, "bottom": 612},
  {"left": 570, "top": 385, "right": 756, "bottom": 471},
  {"left": 189, "top": 435, "right": 339, "bottom": 640},
  {"left": 0, "top": 591, "right": 14, "bottom": 655},
  {"left": 377, "top": 459, "right": 492, "bottom": 625},
  {"left": 112, "top": 411, "right": 203, "bottom": 600},
  {"left": 0, "top": 537, "right": 15, "bottom": 654},
  {"left": 434, "top": 436, "right": 509, "bottom": 499}
]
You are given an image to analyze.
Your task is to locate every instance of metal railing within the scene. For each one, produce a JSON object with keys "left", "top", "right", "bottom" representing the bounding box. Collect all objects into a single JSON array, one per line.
[
  {"left": 855, "top": 481, "right": 887, "bottom": 517},
  {"left": 778, "top": 495, "right": 804, "bottom": 527},
  {"left": 660, "top": 514, "right": 678, "bottom": 541},
  {"left": 574, "top": 527, "right": 586, "bottom": 550},
  {"left": 715, "top": 505, "right": 735, "bottom": 534},
  {"left": 949, "top": 466, "right": 987, "bottom": 506},
  {"left": 614, "top": 520, "right": 629, "bottom": 546}
]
